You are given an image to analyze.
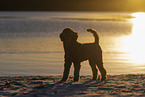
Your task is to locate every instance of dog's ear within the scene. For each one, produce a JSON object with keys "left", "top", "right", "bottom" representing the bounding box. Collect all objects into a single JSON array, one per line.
[{"left": 73, "top": 32, "right": 78, "bottom": 40}]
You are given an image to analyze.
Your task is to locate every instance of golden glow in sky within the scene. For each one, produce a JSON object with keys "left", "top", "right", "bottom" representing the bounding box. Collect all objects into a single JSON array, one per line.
[{"left": 124, "top": 12, "right": 145, "bottom": 63}]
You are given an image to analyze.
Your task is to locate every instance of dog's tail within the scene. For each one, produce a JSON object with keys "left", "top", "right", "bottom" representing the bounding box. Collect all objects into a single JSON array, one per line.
[{"left": 87, "top": 29, "right": 99, "bottom": 44}]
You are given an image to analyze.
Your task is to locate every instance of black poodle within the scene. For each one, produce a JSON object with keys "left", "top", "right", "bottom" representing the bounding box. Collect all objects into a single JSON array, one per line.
[{"left": 60, "top": 28, "right": 107, "bottom": 81}]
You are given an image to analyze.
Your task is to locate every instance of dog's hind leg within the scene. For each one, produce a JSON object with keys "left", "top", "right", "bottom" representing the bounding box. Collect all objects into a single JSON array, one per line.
[
  {"left": 89, "top": 60, "right": 98, "bottom": 80},
  {"left": 73, "top": 62, "right": 81, "bottom": 81},
  {"left": 61, "top": 61, "right": 72, "bottom": 81},
  {"left": 96, "top": 63, "right": 107, "bottom": 81}
]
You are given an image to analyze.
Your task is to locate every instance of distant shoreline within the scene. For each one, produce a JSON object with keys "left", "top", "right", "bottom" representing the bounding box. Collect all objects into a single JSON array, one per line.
[{"left": 0, "top": 10, "right": 133, "bottom": 12}]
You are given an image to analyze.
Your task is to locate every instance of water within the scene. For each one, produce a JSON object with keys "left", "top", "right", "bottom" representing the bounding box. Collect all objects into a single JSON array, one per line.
[{"left": 0, "top": 11, "right": 145, "bottom": 76}]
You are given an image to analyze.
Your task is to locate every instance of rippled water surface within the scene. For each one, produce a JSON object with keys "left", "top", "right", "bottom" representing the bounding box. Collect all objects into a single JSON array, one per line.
[{"left": 0, "top": 11, "right": 145, "bottom": 76}]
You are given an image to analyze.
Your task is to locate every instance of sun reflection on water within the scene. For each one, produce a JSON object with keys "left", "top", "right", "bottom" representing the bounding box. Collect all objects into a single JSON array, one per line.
[{"left": 124, "top": 12, "right": 145, "bottom": 64}]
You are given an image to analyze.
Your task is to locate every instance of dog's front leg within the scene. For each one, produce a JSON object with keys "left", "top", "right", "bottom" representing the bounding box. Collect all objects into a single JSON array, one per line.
[
  {"left": 89, "top": 60, "right": 98, "bottom": 80},
  {"left": 61, "top": 60, "right": 72, "bottom": 81},
  {"left": 73, "top": 62, "right": 81, "bottom": 81}
]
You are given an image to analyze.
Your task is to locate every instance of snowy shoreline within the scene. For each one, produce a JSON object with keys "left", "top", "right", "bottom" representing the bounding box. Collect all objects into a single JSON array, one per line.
[{"left": 1, "top": 74, "right": 145, "bottom": 97}]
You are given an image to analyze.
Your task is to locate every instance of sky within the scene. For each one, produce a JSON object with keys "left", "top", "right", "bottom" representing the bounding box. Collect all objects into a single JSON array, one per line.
[{"left": 0, "top": 0, "right": 145, "bottom": 12}]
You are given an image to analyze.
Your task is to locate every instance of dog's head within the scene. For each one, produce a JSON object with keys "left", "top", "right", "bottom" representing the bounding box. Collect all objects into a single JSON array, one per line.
[{"left": 60, "top": 28, "right": 78, "bottom": 44}]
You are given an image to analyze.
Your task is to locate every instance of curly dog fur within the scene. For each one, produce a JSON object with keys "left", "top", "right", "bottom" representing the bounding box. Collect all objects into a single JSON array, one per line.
[{"left": 60, "top": 28, "right": 107, "bottom": 81}]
